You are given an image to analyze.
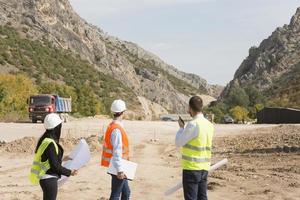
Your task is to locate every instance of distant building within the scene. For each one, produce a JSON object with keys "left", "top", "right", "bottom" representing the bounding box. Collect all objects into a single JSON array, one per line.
[{"left": 257, "top": 107, "right": 300, "bottom": 124}]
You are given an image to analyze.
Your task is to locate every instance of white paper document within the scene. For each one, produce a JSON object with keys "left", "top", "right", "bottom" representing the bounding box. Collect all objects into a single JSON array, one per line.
[
  {"left": 58, "top": 139, "right": 91, "bottom": 186},
  {"left": 107, "top": 159, "right": 138, "bottom": 181}
]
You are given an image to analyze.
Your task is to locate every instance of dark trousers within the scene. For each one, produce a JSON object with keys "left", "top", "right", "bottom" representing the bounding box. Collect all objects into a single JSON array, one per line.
[
  {"left": 109, "top": 175, "right": 131, "bottom": 200},
  {"left": 40, "top": 178, "right": 58, "bottom": 200},
  {"left": 182, "top": 170, "right": 208, "bottom": 200}
]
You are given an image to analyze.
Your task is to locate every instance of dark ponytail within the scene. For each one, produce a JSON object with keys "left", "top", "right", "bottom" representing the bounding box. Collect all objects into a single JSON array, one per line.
[{"left": 35, "top": 123, "right": 62, "bottom": 153}]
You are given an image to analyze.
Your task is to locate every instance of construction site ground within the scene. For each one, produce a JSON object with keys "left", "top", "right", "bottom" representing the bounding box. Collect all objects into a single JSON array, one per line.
[{"left": 0, "top": 118, "right": 299, "bottom": 200}]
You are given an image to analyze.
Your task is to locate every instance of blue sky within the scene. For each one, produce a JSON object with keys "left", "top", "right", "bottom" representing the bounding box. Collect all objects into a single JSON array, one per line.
[{"left": 69, "top": 0, "right": 299, "bottom": 85}]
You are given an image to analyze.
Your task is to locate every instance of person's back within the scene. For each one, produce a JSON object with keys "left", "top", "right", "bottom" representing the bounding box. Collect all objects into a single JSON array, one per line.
[
  {"left": 181, "top": 116, "right": 214, "bottom": 170},
  {"left": 101, "top": 99, "right": 131, "bottom": 200},
  {"left": 175, "top": 96, "right": 214, "bottom": 200}
]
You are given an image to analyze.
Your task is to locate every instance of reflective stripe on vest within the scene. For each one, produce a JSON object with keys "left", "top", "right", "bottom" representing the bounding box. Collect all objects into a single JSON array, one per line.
[
  {"left": 181, "top": 117, "right": 214, "bottom": 171},
  {"left": 103, "top": 146, "right": 129, "bottom": 154},
  {"left": 103, "top": 147, "right": 113, "bottom": 154},
  {"left": 101, "top": 157, "right": 111, "bottom": 162},
  {"left": 183, "top": 144, "right": 211, "bottom": 152},
  {"left": 101, "top": 122, "right": 129, "bottom": 167},
  {"left": 32, "top": 161, "right": 49, "bottom": 172},
  {"left": 30, "top": 169, "right": 40, "bottom": 175},
  {"left": 182, "top": 155, "right": 211, "bottom": 163},
  {"left": 28, "top": 138, "right": 58, "bottom": 185}
]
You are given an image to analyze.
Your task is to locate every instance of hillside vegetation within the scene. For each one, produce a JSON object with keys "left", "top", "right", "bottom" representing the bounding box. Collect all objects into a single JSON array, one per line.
[
  {"left": 268, "top": 62, "right": 300, "bottom": 108},
  {"left": 0, "top": 74, "right": 37, "bottom": 121},
  {"left": 0, "top": 25, "right": 139, "bottom": 119}
]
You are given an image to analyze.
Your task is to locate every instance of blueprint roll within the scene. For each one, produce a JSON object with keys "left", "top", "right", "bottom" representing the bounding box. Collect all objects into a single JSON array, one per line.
[
  {"left": 209, "top": 158, "right": 228, "bottom": 173},
  {"left": 58, "top": 139, "right": 91, "bottom": 186},
  {"left": 164, "top": 158, "right": 228, "bottom": 196}
]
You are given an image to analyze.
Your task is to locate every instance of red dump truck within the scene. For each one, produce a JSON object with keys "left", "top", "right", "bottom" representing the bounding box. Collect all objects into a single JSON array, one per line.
[{"left": 28, "top": 94, "right": 72, "bottom": 123}]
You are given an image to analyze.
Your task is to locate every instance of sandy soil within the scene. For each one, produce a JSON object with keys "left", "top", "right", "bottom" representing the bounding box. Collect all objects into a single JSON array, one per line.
[{"left": 0, "top": 119, "right": 299, "bottom": 200}]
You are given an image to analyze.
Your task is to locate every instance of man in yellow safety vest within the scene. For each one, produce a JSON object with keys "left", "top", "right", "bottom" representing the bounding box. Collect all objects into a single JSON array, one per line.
[{"left": 175, "top": 96, "right": 214, "bottom": 200}]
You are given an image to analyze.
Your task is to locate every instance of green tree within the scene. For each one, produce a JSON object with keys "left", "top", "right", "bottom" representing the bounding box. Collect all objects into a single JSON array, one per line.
[
  {"left": 254, "top": 103, "right": 264, "bottom": 112},
  {"left": 225, "top": 86, "right": 250, "bottom": 108},
  {"left": 230, "top": 106, "right": 249, "bottom": 123},
  {"left": 245, "top": 86, "right": 266, "bottom": 106},
  {"left": 248, "top": 103, "right": 264, "bottom": 119},
  {"left": 0, "top": 74, "right": 37, "bottom": 120},
  {"left": 248, "top": 106, "right": 256, "bottom": 119},
  {"left": 204, "top": 103, "right": 228, "bottom": 123},
  {"left": 76, "top": 84, "right": 102, "bottom": 116}
]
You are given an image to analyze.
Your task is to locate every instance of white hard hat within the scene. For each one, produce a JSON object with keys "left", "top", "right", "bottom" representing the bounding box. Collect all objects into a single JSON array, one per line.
[
  {"left": 111, "top": 99, "right": 127, "bottom": 113},
  {"left": 44, "top": 113, "right": 62, "bottom": 130}
]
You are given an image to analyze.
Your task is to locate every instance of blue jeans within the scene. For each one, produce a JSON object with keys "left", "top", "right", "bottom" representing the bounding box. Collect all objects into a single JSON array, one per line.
[
  {"left": 109, "top": 175, "right": 130, "bottom": 200},
  {"left": 182, "top": 170, "right": 208, "bottom": 200}
]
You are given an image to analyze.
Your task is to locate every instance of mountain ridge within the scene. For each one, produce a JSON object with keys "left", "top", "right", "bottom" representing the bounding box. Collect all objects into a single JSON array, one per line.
[
  {"left": 0, "top": 0, "right": 222, "bottom": 119},
  {"left": 220, "top": 7, "right": 300, "bottom": 109}
]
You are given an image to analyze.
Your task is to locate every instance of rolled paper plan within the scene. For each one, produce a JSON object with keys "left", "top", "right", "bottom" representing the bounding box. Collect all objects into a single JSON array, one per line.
[
  {"left": 209, "top": 158, "right": 228, "bottom": 173},
  {"left": 164, "top": 158, "right": 228, "bottom": 196},
  {"left": 58, "top": 139, "right": 91, "bottom": 186}
]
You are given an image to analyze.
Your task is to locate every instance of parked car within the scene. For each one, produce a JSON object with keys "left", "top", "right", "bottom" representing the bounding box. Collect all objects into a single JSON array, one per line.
[
  {"left": 161, "top": 116, "right": 177, "bottom": 122},
  {"left": 223, "top": 115, "right": 234, "bottom": 124}
]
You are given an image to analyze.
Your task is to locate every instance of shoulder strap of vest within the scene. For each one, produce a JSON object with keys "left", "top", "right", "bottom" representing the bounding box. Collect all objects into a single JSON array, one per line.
[
  {"left": 40, "top": 138, "right": 59, "bottom": 155},
  {"left": 110, "top": 122, "right": 125, "bottom": 132}
]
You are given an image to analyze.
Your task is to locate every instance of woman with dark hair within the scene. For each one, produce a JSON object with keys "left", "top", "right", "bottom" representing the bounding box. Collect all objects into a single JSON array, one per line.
[{"left": 29, "top": 113, "right": 77, "bottom": 200}]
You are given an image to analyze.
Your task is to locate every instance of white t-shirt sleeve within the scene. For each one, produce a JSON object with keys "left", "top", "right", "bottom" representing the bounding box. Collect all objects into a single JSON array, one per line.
[
  {"left": 175, "top": 121, "right": 198, "bottom": 147},
  {"left": 110, "top": 128, "right": 123, "bottom": 172}
]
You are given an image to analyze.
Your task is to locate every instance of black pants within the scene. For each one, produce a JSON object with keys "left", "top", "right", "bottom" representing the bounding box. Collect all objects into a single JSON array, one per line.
[
  {"left": 182, "top": 170, "right": 208, "bottom": 200},
  {"left": 109, "top": 175, "right": 130, "bottom": 200},
  {"left": 40, "top": 178, "right": 58, "bottom": 200}
]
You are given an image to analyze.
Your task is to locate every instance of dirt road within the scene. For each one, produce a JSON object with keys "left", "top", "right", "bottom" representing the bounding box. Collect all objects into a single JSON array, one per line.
[{"left": 0, "top": 119, "right": 299, "bottom": 199}]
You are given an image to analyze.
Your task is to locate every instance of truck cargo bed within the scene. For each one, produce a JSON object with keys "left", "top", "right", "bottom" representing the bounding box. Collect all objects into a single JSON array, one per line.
[{"left": 56, "top": 96, "right": 72, "bottom": 113}]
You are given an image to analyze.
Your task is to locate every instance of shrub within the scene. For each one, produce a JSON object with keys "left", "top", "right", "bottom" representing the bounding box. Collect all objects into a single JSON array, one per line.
[
  {"left": 0, "top": 74, "right": 37, "bottom": 120},
  {"left": 230, "top": 106, "right": 249, "bottom": 123}
]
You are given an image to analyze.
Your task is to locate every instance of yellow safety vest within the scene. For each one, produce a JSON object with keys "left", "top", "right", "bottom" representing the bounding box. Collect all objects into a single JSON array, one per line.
[
  {"left": 181, "top": 117, "right": 214, "bottom": 171},
  {"left": 29, "top": 138, "right": 58, "bottom": 185}
]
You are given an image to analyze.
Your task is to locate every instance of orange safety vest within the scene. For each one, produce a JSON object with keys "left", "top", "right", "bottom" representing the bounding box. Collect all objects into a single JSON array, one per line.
[{"left": 101, "top": 122, "right": 129, "bottom": 167}]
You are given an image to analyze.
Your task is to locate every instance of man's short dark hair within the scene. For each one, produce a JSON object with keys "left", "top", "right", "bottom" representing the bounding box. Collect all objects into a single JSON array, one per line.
[{"left": 189, "top": 96, "right": 203, "bottom": 112}]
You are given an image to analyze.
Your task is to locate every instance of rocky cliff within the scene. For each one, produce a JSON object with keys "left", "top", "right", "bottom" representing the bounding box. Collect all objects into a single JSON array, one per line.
[
  {"left": 220, "top": 8, "right": 300, "bottom": 108},
  {"left": 0, "top": 0, "right": 221, "bottom": 119}
]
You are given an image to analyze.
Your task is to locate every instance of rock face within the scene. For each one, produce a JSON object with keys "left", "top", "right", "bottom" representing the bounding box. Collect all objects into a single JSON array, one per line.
[
  {"left": 0, "top": 0, "right": 221, "bottom": 119},
  {"left": 221, "top": 7, "right": 300, "bottom": 104}
]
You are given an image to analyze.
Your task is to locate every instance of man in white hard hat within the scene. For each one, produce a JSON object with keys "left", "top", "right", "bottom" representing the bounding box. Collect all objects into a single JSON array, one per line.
[{"left": 101, "top": 100, "right": 131, "bottom": 200}]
